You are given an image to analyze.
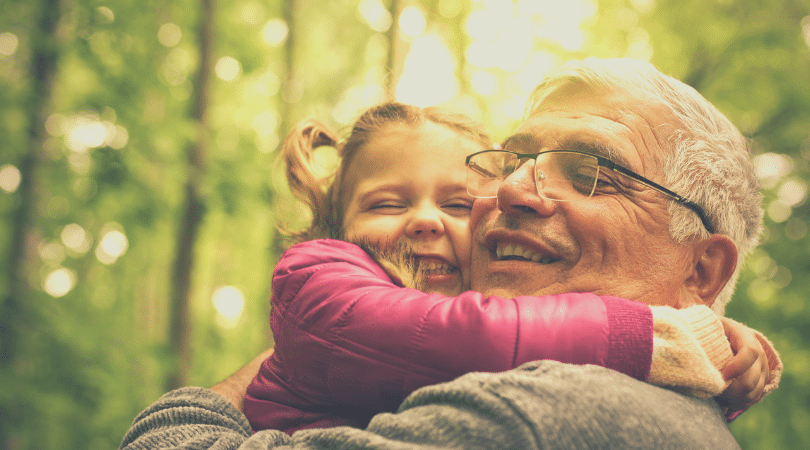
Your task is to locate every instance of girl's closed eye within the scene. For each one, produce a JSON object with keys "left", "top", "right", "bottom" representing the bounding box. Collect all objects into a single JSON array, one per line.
[
  {"left": 441, "top": 199, "right": 474, "bottom": 216},
  {"left": 368, "top": 200, "right": 407, "bottom": 214}
]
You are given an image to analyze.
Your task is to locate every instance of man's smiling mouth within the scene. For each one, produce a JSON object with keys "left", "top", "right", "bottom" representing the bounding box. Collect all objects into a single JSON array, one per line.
[{"left": 495, "top": 243, "right": 558, "bottom": 264}]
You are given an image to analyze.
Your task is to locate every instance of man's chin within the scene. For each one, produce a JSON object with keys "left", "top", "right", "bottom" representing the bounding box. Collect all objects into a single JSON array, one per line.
[
  {"left": 471, "top": 265, "right": 565, "bottom": 298},
  {"left": 470, "top": 273, "right": 522, "bottom": 298}
]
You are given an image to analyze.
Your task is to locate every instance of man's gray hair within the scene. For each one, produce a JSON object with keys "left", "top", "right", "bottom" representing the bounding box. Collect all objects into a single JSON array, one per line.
[{"left": 525, "top": 58, "right": 763, "bottom": 314}]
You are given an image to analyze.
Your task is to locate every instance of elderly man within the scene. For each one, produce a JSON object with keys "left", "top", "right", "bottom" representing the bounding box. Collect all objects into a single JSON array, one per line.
[
  {"left": 120, "top": 59, "right": 775, "bottom": 450},
  {"left": 467, "top": 58, "right": 761, "bottom": 316}
]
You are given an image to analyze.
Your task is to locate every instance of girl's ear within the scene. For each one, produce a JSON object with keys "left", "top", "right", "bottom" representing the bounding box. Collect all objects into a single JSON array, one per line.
[{"left": 683, "top": 234, "right": 738, "bottom": 309}]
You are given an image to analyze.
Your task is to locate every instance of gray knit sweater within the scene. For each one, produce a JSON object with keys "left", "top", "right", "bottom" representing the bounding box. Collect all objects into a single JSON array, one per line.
[{"left": 120, "top": 360, "right": 740, "bottom": 450}]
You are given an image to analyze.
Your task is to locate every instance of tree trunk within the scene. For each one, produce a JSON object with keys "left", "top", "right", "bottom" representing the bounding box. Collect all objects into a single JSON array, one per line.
[
  {"left": 279, "top": 0, "right": 298, "bottom": 135},
  {"left": 168, "top": 0, "right": 214, "bottom": 391},
  {"left": 0, "top": 0, "right": 61, "bottom": 446},
  {"left": 386, "top": 0, "right": 402, "bottom": 98}
]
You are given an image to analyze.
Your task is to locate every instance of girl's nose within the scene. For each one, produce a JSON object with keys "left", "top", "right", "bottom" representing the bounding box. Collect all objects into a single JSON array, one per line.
[{"left": 405, "top": 210, "right": 445, "bottom": 239}]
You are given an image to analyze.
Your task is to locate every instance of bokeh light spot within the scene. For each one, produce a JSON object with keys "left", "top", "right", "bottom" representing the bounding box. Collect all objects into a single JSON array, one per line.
[
  {"left": 778, "top": 178, "right": 807, "bottom": 206},
  {"left": 158, "top": 23, "right": 182, "bottom": 47},
  {"left": 39, "top": 240, "right": 66, "bottom": 265},
  {"left": 262, "top": 18, "right": 289, "bottom": 46},
  {"left": 252, "top": 110, "right": 279, "bottom": 136},
  {"left": 784, "top": 217, "right": 807, "bottom": 241},
  {"left": 43, "top": 267, "right": 77, "bottom": 298},
  {"left": 162, "top": 48, "right": 193, "bottom": 86},
  {"left": 399, "top": 6, "right": 426, "bottom": 38},
  {"left": 215, "top": 56, "right": 241, "bottom": 81},
  {"left": 61, "top": 223, "right": 92, "bottom": 255},
  {"left": 754, "top": 152, "right": 793, "bottom": 189},
  {"left": 767, "top": 199, "right": 791, "bottom": 223},
  {"left": 358, "top": 0, "right": 392, "bottom": 33},
  {"left": 0, "top": 32, "right": 19, "bottom": 56},
  {"left": 96, "top": 223, "right": 128, "bottom": 265},
  {"left": 332, "top": 84, "right": 387, "bottom": 125},
  {"left": 630, "top": 0, "right": 657, "bottom": 15},
  {"left": 212, "top": 286, "right": 245, "bottom": 328},
  {"left": 66, "top": 118, "right": 106, "bottom": 152},
  {"left": 0, "top": 164, "right": 22, "bottom": 193},
  {"left": 396, "top": 35, "right": 457, "bottom": 106},
  {"left": 96, "top": 6, "right": 115, "bottom": 23}
]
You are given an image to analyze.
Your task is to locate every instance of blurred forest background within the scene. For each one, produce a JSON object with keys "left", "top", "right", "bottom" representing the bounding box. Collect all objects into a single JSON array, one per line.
[{"left": 1, "top": 0, "right": 809, "bottom": 448}]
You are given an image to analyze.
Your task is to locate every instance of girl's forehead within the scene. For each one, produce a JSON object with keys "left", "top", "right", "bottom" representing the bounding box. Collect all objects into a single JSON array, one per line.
[
  {"left": 342, "top": 123, "right": 479, "bottom": 194},
  {"left": 361, "top": 122, "right": 483, "bottom": 160}
]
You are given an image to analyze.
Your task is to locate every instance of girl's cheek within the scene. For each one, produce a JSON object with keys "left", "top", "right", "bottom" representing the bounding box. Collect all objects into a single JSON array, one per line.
[{"left": 448, "top": 218, "right": 473, "bottom": 290}]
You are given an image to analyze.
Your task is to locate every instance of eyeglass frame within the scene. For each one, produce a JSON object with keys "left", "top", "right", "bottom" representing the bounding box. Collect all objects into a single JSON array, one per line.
[{"left": 464, "top": 149, "right": 715, "bottom": 234}]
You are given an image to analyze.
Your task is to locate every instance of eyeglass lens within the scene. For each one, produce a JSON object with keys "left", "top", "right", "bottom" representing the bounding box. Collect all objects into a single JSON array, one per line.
[
  {"left": 536, "top": 152, "right": 600, "bottom": 201},
  {"left": 466, "top": 151, "right": 601, "bottom": 200},
  {"left": 466, "top": 151, "right": 518, "bottom": 198}
]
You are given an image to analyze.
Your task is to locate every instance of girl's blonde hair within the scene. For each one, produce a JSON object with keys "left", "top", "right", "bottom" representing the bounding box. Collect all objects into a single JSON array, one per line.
[{"left": 281, "top": 101, "right": 491, "bottom": 247}]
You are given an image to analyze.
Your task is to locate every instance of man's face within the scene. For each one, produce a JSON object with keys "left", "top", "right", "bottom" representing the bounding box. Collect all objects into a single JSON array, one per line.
[{"left": 469, "top": 89, "right": 696, "bottom": 307}]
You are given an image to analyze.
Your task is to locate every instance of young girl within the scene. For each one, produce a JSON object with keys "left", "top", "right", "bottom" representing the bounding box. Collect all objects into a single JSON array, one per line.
[{"left": 244, "top": 102, "right": 780, "bottom": 434}]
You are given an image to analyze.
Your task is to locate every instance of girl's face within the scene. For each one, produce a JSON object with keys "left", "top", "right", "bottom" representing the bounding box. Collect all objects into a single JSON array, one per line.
[{"left": 342, "top": 121, "right": 486, "bottom": 296}]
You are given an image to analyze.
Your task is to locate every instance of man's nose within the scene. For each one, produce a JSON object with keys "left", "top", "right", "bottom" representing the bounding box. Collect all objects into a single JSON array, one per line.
[
  {"left": 405, "top": 209, "right": 445, "bottom": 238},
  {"left": 497, "top": 160, "right": 557, "bottom": 216}
]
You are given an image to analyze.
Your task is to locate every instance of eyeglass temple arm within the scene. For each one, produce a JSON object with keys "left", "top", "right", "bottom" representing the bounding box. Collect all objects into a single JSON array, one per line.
[{"left": 600, "top": 158, "right": 715, "bottom": 234}]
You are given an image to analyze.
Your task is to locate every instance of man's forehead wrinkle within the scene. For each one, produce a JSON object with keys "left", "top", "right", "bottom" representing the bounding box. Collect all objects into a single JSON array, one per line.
[
  {"left": 619, "top": 97, "right": 681, "bottom": 172},
  {"left": 629, "top": 110, "right": 670, "bottom": 176},
  {"left": 559, "top": 140, "right": 632, "bottom": 167}
]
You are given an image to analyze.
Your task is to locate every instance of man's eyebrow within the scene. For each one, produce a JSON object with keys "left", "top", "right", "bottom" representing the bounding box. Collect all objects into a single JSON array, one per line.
[
  {"left": 501, "top": 133, "right": 542, "bottom": 150},
  {"left": 558, "top": 139, "right": 632, "bottom": 168},
  {"left": 502, "top": 134, "right": 632, "bottom": 168}
]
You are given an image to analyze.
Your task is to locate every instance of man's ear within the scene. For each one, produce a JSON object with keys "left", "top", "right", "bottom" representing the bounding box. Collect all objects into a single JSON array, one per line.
[{"left": 683, "top": 234, "right": 738, "bottom": 308}]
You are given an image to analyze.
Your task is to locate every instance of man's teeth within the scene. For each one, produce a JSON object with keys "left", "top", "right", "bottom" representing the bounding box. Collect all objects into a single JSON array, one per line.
[
  {"left": 496, "top": 243, "right": 554, "bottom": 264},
  {"left": 423, "top": 262, "right": 453, "bottom": 275}
]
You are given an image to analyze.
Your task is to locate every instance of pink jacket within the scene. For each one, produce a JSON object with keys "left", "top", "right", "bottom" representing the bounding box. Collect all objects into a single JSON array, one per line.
[{"left": 244, "top": 239, "right": 654, "bottom": 434}]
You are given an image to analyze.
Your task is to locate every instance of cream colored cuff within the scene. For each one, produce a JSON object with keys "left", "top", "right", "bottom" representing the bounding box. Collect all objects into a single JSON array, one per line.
[{"left": 648, "top": 305, "right": 733, "bottom": 398}]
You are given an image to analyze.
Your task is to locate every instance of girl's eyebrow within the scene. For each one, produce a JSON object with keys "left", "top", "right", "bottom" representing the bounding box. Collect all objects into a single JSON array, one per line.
[{"left": 353, "top": 184, "right": 404, "bottom": 201}]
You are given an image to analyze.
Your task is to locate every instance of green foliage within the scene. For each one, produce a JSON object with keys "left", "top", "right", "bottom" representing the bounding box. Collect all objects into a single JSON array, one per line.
[{"left": 1, "top": 0, "right": 808, "bottom": 449}]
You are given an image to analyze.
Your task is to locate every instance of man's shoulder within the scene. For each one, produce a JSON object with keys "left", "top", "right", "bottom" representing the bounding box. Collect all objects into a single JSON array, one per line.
[{"left": 400, "top": 360, "right": 741, "bottom": 450}]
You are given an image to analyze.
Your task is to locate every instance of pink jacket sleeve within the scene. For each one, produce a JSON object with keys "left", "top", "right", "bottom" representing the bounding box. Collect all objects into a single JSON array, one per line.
[{"left": 245, "top": 239, "right": 653, "bottom": 433}]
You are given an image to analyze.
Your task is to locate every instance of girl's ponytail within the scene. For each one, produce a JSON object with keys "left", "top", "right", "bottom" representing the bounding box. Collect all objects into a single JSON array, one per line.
[{"left": 280, "top": 118, "right": 339, "bottom": 244}]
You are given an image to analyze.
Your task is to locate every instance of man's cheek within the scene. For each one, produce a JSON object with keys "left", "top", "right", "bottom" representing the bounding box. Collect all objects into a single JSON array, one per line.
[{"left": 470, "top": 197, "right": 497, "bottom": 236}]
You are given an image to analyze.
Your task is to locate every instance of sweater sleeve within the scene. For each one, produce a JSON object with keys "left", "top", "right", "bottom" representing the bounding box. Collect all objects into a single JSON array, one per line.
[
  {"left": 123, "top": 362, "right": 741, "bottom": 450},
  {"left": 119, "top": 387, "right": 290, "bottom": 450},
  {"left": 245, "top": 239, "right": 653, "bottom": 433},
  {"left": 648, "top": 305, "right": 733, "bottom": 398}
]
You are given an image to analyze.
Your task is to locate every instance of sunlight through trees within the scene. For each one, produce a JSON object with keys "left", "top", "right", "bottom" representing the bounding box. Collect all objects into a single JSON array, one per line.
[{"left": 1, "top": 1, "right": 809, "bottom": 448}]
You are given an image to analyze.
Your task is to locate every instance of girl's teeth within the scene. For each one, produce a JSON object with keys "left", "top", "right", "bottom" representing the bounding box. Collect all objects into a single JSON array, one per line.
[{"left": 423, "top": 262, "right": 452, "bottom": 275}]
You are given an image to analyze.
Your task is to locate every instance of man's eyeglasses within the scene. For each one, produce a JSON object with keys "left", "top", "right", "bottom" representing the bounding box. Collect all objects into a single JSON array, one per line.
[{"left": 465, "top": 149, "right": 714, "bottom": 234}]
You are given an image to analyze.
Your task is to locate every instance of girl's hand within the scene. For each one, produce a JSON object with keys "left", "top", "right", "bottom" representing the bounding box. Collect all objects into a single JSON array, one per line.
[{"left": 716, "top": 317, "right": 769, "bottom": 412}]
